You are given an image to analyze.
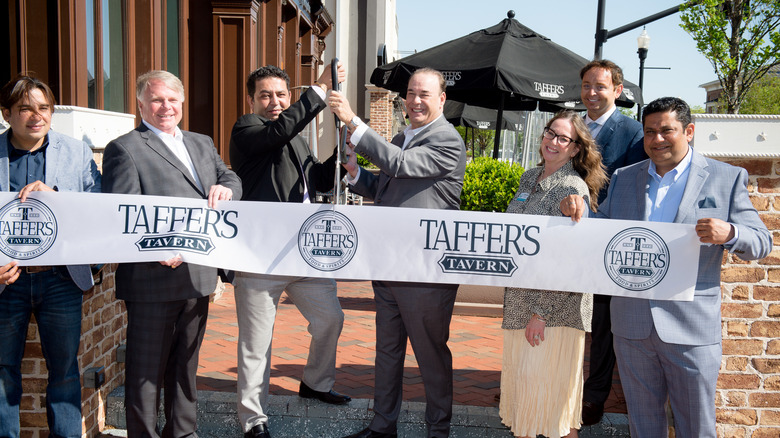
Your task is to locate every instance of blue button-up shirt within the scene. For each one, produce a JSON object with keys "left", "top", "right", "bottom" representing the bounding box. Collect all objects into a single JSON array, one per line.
[
  {"left": 7, "top": 132, "right": 47, "bottom": 192},
  {"left": 645, "top": 146, "right": 693, "bottom": 223}
]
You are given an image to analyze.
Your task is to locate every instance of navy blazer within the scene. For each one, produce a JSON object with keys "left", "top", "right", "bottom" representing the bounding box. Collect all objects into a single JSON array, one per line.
[
  {"left": 597, "top": 149, "right": 771, "bottom": 345},
  {"left": 0, "top": 129, "right": 102, "bottom": 291},
  {"left": 593, "top": 110, "right": 646, "bottom": 203}
]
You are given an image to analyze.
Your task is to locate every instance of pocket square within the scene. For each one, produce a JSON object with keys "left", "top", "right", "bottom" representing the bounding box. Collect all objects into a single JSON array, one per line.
[{"left": 698, "top": 197, "right": 717, "bottom": 208}]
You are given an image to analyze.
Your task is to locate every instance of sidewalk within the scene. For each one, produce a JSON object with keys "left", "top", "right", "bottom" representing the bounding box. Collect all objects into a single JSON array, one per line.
[{"left": 197, "top": 281, "right": 626, "bottom": 413}]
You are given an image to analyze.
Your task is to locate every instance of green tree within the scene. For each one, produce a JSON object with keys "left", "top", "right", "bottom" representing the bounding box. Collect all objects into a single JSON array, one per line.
[
  {"left": 456, "top": 126, "right": 495, "bottom": 158},
  {"left": 680, "top": 0, "right": 780, "bottom": 113},
  {"left": 739, "top": 74, "right": 780, "bottom": 113}
]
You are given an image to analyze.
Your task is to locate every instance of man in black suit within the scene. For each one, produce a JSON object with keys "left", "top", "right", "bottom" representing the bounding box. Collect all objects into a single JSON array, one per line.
[
  {"left": 229, "top": 64, "right": 350, "bottom": 438},
  {"left": 102, "top": 70, "right": 242, "bottom": 438},
  {"left": 579, "top": 59, "right": 646, "bottom": 425}
]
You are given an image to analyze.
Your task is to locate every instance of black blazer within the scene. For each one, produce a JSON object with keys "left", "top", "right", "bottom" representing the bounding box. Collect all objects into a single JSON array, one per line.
[
  {"left": 102, "top": 123, "right": 242, "bottom": 302},
  {"left": 229, "top": 87, "right": 337, "bottom": 202}
]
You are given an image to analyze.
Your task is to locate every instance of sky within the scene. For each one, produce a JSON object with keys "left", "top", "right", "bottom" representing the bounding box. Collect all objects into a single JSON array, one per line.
[{"left": 395, "top": 0, "right": 716, "bottom": 109}]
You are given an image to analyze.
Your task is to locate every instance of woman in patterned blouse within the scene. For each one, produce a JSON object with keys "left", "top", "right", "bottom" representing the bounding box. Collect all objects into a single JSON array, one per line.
[{"left": 499, "top": 110, "right": 608, "bottom": 438}]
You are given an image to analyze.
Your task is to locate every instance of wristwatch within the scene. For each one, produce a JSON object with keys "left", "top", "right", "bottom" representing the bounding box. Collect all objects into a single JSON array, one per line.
[{"left": 347, "top": 116, "right": 362, "bottom": 131}]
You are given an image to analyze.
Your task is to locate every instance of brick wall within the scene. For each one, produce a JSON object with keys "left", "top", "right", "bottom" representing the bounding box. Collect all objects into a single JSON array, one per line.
[
  {"left": 716, "top": 157, "right": 780, "bottom": 438},
  {"left": 368, "top": 86, "right": 398, "bottom": 141}
]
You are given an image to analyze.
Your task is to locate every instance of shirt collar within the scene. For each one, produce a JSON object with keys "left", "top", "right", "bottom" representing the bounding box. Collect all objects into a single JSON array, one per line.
[
  {"left": 584, "top": 104, "right": 617, "bottom": 127},
  {"left": 6, "top": 130, "right": 49, "bottom": 155},
  {"left": 142, "top": 120, "right": 183, "bottom": 141},
  {"left": 648, "top": 145, "right": 693, "bottom": 182},
  {"left": 403, "top": 114, "right": 443, "bottom": 138}
]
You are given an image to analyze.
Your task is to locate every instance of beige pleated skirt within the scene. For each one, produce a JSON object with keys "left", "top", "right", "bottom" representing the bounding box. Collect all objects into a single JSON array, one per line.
[{"left": 499, "top": 326, "right": 585, "bottom": 438}]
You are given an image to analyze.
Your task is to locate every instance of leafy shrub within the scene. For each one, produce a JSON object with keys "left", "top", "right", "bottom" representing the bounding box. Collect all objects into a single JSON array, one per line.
[{"left": 460, "top": 157, "right": 524, "bottom": 212}]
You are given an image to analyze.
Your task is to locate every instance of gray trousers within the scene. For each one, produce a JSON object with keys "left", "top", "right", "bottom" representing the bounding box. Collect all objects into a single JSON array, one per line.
[
  {"left": 614, "top": 326, "right": 720, "bottom": 438},
  {"left": 234, "top": 273, "right": 344, "bottom": 431},
  {"left": 368, "top": 281, "right": 458, "bottom": 438}
]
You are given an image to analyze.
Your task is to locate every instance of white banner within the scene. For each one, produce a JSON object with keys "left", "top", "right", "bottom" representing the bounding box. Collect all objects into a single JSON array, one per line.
[{"left": 0, "top": 192, "right": 701, "bottom": 301}]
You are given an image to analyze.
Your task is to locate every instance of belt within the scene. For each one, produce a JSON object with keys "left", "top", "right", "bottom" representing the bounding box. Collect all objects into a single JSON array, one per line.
[{"left": 24, "top": 266, "right": 53, "bottom": 274}]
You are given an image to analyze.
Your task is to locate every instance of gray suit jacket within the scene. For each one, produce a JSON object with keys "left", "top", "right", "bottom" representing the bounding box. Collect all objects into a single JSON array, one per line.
[
  {"left": 598, "top": 149, "right": 771, "bottom": 345},
  {"left": 350, "top": 116, "right": 466, "bottom": 210},
  {"left": 593, "top": 110, "right": 646, "bottom": 203},
  {"left": 0, "top": 129, "right": 101, "bottom": 291},
  {"left": 102, "top": 124, "right": 242, "bottom": 302}
]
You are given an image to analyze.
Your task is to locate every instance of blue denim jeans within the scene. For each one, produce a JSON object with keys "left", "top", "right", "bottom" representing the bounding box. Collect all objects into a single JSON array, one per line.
[{"left": 0, "top": 268, "right": 83, "bottom": 438}]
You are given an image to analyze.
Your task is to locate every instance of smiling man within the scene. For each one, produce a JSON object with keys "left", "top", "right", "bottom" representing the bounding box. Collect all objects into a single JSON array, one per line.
[
  {"left": 0, "top": 74, "right": 100, "bottom": 438},
  {"left": 102, "top": 70, "right": 241, "bottom": 438},
  {"left": 228, "top": 64, "right": 351, "bottom": 438},
  {"left": 328, "top": 67, "right": 467, "bottom": 438},
  {"left": 561, "top": 97, "right": 771, "bottom": 437},
  {"left": 578, "top": 59, "right": 647, "bottom": 426}
]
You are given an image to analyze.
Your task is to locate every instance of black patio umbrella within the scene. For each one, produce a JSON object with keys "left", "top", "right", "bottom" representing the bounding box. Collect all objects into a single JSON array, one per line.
[
  {"left": 443, "top": 100, "right": 524, "bottom": 131},
  {"left": 371, "top": 10, "right": 643, "bottom": 158}
]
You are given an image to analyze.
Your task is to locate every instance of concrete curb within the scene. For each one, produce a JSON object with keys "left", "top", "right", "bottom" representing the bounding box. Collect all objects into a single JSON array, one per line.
[{"left": 102, "top": 387, "right": 629, "bottom": 437}]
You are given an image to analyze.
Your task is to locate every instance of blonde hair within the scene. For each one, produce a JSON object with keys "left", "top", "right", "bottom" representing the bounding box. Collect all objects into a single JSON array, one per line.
[{"left": 136, "top": 70, "right": 185, "bottom": 102}]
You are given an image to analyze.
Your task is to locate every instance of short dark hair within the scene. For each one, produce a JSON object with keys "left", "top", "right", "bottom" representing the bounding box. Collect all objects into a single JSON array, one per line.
[
  {"left": 580, "top": 59, "right": 624, "bottom": 87},
  {"left": 642, "top": 97, "right": 692, "bottom": 128},
  {"left": 247, "top": 66, "right": 290, "bottom": 96},
  {"left": 0, "top": 74, "right": 56, "bottom": 111}
]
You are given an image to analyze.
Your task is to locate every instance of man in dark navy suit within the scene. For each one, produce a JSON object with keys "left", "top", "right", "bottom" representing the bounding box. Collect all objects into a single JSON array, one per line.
[{"left": 579, "top": 59, "right": 647, "bottom": 425}]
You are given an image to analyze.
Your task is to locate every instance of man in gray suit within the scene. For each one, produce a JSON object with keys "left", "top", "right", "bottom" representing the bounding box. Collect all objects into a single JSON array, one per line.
[
  {"left": 102, "top": 70, "right": 242, "bottom": 438},
  {"left": 229, "top": 64, "right": 350, "bottom": 438},
  {"left": 329, "top": 67, "right": 467, "bottom": 438},
  {"left": 562, "top": 97, "right": 771, "bottom": 437},
  {"left": 0, "top": 75, "right": 101, "bottom": 438},
  {"left": 579, "top": 59, "right": 647, "bottom": 425}
]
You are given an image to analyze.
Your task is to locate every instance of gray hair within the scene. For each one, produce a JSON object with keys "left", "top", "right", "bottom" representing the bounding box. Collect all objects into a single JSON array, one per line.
[{"left": 136, "top": 70, "right": 185, "bottom": 102}]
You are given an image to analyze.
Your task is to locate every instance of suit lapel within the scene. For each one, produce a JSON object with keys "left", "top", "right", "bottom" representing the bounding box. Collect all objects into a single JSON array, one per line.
[
  {"left": 674, "top": 150, "right": 709, "bottom": 224},
  {"left": 596, "top": 111, "right": 620, "bottom": 147},
  {"left": 634, "top": 161, "right": 650, "bottom": 220},
  {"left": 44, "top": 131, "right": 61, "bottom": 186},
  {"left": 138, "top": 125, "right": 204, "bottom": 195},
  {"left": 182, "top": 132, "right": 212, "bottom": 192}
]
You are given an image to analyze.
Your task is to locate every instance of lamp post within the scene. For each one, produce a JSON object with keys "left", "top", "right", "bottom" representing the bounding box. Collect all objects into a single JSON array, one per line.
[{"left": 636, "top": 28, "right": 650, "bottom": 121}]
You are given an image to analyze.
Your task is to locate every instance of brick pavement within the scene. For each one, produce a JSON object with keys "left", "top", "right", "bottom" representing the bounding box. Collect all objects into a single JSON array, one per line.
[{"left": 197, "top": 281, "right": 625, "bottom": 412}]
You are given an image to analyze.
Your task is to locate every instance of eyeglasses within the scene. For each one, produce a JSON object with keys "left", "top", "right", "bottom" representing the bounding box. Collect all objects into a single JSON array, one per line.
[{"left": 542, "top": 127, "right": 577, "bottom": 146}]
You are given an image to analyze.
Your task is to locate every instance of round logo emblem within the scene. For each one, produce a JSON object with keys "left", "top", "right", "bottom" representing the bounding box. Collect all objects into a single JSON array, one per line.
[
  {"left": 298, "top": 210, "right": 357, "bottom": 271},
  {"left": 0, "top": 198, "right": 58, "bottom": 260},
  {"left": 603, "top": 227, "right": 669, "bottom": 291}
]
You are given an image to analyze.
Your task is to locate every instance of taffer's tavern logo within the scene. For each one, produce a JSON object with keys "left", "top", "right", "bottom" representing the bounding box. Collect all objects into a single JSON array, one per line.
[
  {"left": 298, "top": 210, "right": 357, "bottom": 271},
  {"left": 118, "top": 204, "right": 239, "bottom": 255},
  {"left": 0, "top": 199, "right": 58, "bottom": 259},
  {"left": 604, "top": 227, "right": 669, "bottom": 291}
]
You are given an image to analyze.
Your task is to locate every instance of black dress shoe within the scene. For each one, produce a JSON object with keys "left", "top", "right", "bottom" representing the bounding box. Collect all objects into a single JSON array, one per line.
[
  {"left": 244, "top": 423, "right": 270, "bottom": 438},
  {"left": 342, "top": 427, "right": 397, "bottom": 438},
  {"left": 582, "top": 401, "right": 604, "bottom": 426},
  {"left": 299, "top": 381, "right": 352, "bottom": 404}
]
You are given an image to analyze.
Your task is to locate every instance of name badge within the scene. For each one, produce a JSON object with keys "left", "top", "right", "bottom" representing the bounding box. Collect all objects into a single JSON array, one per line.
[{"left": 516, "top": 192, "right": 529, "bottom": 202}]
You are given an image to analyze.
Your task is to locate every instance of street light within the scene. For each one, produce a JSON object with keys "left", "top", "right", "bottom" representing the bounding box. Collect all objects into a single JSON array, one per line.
[{"left": 636, "top": 28, "right": 650, "bottom": 121}]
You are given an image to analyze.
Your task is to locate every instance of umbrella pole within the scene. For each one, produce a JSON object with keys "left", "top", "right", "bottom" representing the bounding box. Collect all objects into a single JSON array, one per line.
[{"left": 492, "top": 94, "right": 505, "bottom": 159}]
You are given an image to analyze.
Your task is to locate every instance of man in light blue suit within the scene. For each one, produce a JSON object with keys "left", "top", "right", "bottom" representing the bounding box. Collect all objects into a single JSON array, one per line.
[
  {"left": 0, "top": 75, "right": 101, "bottom": 438},
  {"left": 579, "top": 59, "right": 647, "bottom": 425},
  {"left": 563, "top": 97, "right": 771, "bottom": 437}
]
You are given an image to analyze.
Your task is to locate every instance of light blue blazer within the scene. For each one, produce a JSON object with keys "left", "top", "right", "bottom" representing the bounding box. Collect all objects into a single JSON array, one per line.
[
  {"left": 0, "top": 129, "right": 102, "bottom": 291},
  {"left": 596, "top": 149, "right": 771, "bottom": 345}
]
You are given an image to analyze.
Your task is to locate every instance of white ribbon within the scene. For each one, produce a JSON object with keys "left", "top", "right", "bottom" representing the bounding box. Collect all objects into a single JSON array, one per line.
[{"left": 0, "top": 192, "right": 700, "bottom": 301}]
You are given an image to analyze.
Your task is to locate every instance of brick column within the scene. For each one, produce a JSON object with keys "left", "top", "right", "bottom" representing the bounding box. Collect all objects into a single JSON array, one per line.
[
  {"left": 367, "top": 85, "right": 399, "bottom": 142},
  {"left": 716, "top": 157, "right": 780, "bottom": 437}
]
